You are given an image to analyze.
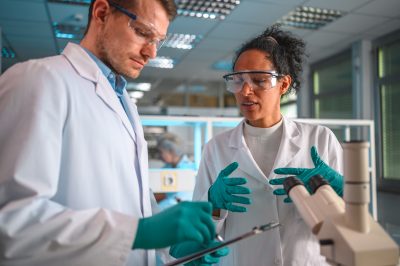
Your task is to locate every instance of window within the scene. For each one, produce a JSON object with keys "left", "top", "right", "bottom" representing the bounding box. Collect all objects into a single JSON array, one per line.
[
  {"left": 281, "top": 93, "right": 297, "bottom": 118},
  {"left": 311, "top": 51, "right": 353, "bottom": 119},
  {"left": 377, "top": 34, "right": 400, "bottom": 182}
]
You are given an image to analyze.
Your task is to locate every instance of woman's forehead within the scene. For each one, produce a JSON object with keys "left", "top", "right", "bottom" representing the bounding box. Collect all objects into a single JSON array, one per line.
[{"left": 235, "top": 49, "right": 273, "bottom": 70}]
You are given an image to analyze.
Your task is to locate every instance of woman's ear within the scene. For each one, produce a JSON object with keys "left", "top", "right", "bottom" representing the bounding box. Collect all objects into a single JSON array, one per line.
[{"left": 279, "top": 75, "right": 292, "bottom": 95}]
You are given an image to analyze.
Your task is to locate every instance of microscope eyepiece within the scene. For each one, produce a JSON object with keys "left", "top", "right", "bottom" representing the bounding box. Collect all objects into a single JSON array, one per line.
[
  {"left": 283, "top": 176, "right": 304, "bottom": 194},
  {"left": 308, "top": 175, "right": 329, "bottom": 194}
]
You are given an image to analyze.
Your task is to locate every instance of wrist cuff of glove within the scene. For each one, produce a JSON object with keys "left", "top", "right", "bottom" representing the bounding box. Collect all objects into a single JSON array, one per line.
[{"left": 132, "top": 218, "right": 147, "bottom": 249}]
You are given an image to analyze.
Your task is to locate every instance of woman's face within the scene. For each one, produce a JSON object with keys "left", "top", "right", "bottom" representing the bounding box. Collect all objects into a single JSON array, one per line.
[{"left": 233, "top": 49, "right": 290, "bottom": 128}]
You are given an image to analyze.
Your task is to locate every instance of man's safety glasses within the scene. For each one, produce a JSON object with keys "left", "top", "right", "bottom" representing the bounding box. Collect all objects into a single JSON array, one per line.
[
  {"left": 223, "top": 70, "right": 283, "bottom": 93},
  {"left": 108, "top": 1, "right": 167, "bottom": 50}
]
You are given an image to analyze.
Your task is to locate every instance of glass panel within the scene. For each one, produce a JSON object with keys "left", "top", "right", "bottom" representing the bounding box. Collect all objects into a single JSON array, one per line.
[
  {"left": 378, "top": 40, "right": 400, "bottom": 78},
  {"left": 312, "top": 52, "right": 352, "bottom": 95},
  {"left": 315, "top": 94, "right": 352, "bottom": 119},
  {"left": 281, "top": 103, "right": 297, "bottom": 118},
  {"left": 381, "top": 81, "right": 400, "bottom": 180}
]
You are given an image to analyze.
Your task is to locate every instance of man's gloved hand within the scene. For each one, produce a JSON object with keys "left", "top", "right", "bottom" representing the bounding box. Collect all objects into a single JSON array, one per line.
[
  {"left": 133, "top": 202, "right": 215, "bottom": 249},
  {"left": 208, "top": 162, "right": 251, "bottom": 212},
  {"left": 269, "top": 146, "right": 343, "bottom": 203},
  {"left": 170, "top": 240, "right": 229, "bottom": 265}
]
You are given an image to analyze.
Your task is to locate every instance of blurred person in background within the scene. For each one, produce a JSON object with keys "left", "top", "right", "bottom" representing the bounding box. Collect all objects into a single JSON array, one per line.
[{"left": 155, "top": 133, "right": 195, "bottom": 209}]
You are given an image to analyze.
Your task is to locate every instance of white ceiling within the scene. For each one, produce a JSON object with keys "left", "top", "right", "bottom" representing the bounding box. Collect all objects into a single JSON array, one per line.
[{"left": 1, "top": 0, "right": 400, "bottom": 105}]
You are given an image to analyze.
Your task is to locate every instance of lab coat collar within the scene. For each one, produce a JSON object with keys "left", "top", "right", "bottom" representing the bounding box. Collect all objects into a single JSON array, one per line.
[
  {"left": 228, "top": 117, "right": 301, "bottom": 183},
  {"left": 62, "top": 42, "right": 100, "bottom": 83},
  {"left": 62, "top": 42, "right": 136, "bottom": 143},
  {"left": 270, "top": 116, "right": 302, "bottom": 176}
]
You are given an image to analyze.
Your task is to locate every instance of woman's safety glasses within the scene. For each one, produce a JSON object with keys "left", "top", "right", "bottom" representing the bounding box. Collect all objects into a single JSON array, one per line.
[
  {"left": 108, "top": 1, "right": 167, "bottom": 50},
  {"left": 223, "top": 70, "right": 283, "bottom": 93}
]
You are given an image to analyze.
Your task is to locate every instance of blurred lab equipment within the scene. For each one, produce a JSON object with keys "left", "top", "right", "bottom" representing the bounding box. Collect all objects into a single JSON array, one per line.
[{"left": 283, "top": 141, "right": 399, "bottom": 266}]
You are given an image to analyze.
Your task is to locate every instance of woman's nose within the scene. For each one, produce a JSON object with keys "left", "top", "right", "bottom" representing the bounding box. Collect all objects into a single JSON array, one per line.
[{"left": 240, "top": 81, "right": 254, "bottom": 95}]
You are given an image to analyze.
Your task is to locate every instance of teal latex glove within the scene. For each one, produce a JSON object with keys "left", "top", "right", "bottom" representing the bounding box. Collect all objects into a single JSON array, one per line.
[
  {"left": 270, "top": 146, "right": 343, "bottom": 203},
  {"left": 208, "top": 162, "right": 251, "bottom": 212},
  {"left": 170, "top": 240, "right": 229, "bottom": 265},
  {"left": 133, "top": 202, "right": 215, "bottom": 249}
]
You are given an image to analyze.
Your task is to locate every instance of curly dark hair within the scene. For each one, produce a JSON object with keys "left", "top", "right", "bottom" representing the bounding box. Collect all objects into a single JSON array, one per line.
[{"left": 232, "top": 24, "right": 307, "bottom": 94}]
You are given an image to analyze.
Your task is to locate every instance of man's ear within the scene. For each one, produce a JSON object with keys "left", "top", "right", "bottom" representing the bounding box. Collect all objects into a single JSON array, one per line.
[{"left": 92, "top": 0, "right": 112, "bottom": 24}]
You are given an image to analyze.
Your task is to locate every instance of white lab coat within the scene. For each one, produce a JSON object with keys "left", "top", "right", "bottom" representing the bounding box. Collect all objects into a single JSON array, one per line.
[
  {"left": 0, "top": 43, "right": 155, "bottom": 265},
  {"left": 193, "top": 118, "right": 343, "bottom": 266}
]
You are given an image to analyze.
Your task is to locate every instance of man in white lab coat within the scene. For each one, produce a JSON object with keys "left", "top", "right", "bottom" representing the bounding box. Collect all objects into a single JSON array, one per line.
[{"left": 0, "top": 0, "right": 224, "bottom": 265}]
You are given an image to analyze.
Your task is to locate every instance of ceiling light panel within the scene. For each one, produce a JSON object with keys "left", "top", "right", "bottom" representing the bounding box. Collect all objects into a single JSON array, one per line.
[
  {"left": 129, "top": 91, "right": 144, "bottom": 99},
  {"left": 278, "top": 6, "right": 345, "bottom": 30},
  {"left": 212, "top": 60, "right": 232, "bottom": 71},
  {"left": 147, "top": 56, "right": 176, "bottom": 69},
  {"left": 53, "top": 23, "right": 85, "bottom": 39},
  {"left": 176, "top": 0, "right": 241, "bottom": 20},
  {"left": 2, "top": 47, "right": 16, "bottom": 59},
  {"left": 164, "top": 33, "right": 202, "bottom": 50},
  {"left": 127, "top": 82, "right": 152, "bottom": 91}
]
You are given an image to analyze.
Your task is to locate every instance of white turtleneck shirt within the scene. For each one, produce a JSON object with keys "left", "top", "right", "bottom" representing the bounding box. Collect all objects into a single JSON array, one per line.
[{"left": 243, "top": 118, "right": 283, "bottom": 178}]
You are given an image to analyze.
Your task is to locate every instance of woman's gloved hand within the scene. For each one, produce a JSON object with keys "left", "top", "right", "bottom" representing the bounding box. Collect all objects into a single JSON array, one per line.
[
  {"left": 133, "top": 201, "right": 215, "bottom": 249},
  {"left": 270, "top": 146, "right": 343, "bottom": 203},
  {"left": 208, "top": 162, "right": 251, "bottom": 212},
  {"left": 170, "top": 240, "right": 229, "bottom": 265}
]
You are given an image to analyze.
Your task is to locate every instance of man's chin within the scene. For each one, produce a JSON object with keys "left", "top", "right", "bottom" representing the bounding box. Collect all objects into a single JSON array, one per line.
[{"left": 124, "top": 69, "right": 142, "bottom": 79}]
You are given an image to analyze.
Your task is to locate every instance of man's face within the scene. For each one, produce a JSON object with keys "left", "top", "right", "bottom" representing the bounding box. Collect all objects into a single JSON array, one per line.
[{"left": 96, "top": 0, "right": 170, "bottom": 79}]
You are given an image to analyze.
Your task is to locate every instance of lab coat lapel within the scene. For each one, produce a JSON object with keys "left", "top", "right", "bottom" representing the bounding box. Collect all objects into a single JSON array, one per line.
[
  {"left": 123, "top": 90, "right": 148, "bottom": 164},
  {"left": 122, "top": 92, "right": 152, "bottom": 217},
  {"left": 62, "top": 42, "right": 136, "bottom": 143},
  {"left": 270, "top": 117, "right": 301, "bottom": 177},
  {"left": 230, "top": 120, "right": 268, "bottom": 183},
  {"left": 94, "top": 77, "right": 137, "bottom": 142}
]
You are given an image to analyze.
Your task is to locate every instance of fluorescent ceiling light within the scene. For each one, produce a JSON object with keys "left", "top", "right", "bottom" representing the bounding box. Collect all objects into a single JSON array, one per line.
[
  {"left": 278, "top": 6, "right": 345, "bottom": 30},
  {"left": 129, "top": 91, "right": 144, "bottom": 99},
  {"left": 127, "top": 82, "right": 152, "bottom": 91},
  {"left": 53, "top": 23, "right": 85, "bottom": 39},
  {"left": 147, "top": 56, "right": 175, "bottom": 69},
  {"left": 1, "top": 47, "right": 16, "bottom": 59},
  {"left": 176, "top": 0, "right": 241, "bottom": 20},
  {"left": 212, "top": 60, "right": 232, "bottom": 71},
  {"left": 164, "top": 33, "right": 202, "bottom": 50}
]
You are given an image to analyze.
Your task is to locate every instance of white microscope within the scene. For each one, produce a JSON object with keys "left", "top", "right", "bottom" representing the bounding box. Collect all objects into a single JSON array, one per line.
[{"left": 283, "top": 141, "right": 399, "bottom": 266}]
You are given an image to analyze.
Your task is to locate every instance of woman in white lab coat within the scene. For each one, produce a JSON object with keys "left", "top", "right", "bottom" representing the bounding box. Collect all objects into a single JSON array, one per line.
[{"left": 192, "top": 25, "right": 344, "bottom": 266}]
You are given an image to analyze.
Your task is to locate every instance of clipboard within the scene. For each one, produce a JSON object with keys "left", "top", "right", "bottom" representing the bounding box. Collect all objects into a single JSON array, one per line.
[{"left": 165, "top": 222, "right": 280, "bottom": 266}]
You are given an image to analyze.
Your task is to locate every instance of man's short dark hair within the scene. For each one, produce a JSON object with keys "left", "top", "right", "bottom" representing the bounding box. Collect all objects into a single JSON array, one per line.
[{"left": 84, "top": 0, "right": 177, "bottom": 36}]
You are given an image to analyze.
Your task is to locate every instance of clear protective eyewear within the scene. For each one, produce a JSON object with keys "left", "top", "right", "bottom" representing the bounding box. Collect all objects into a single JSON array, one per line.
[
  {"left": 108, "top": 1, "right": 167, "bottom": 50},
  {"left": 223, "top": 70, "right": 283, "bottom": 93}
]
